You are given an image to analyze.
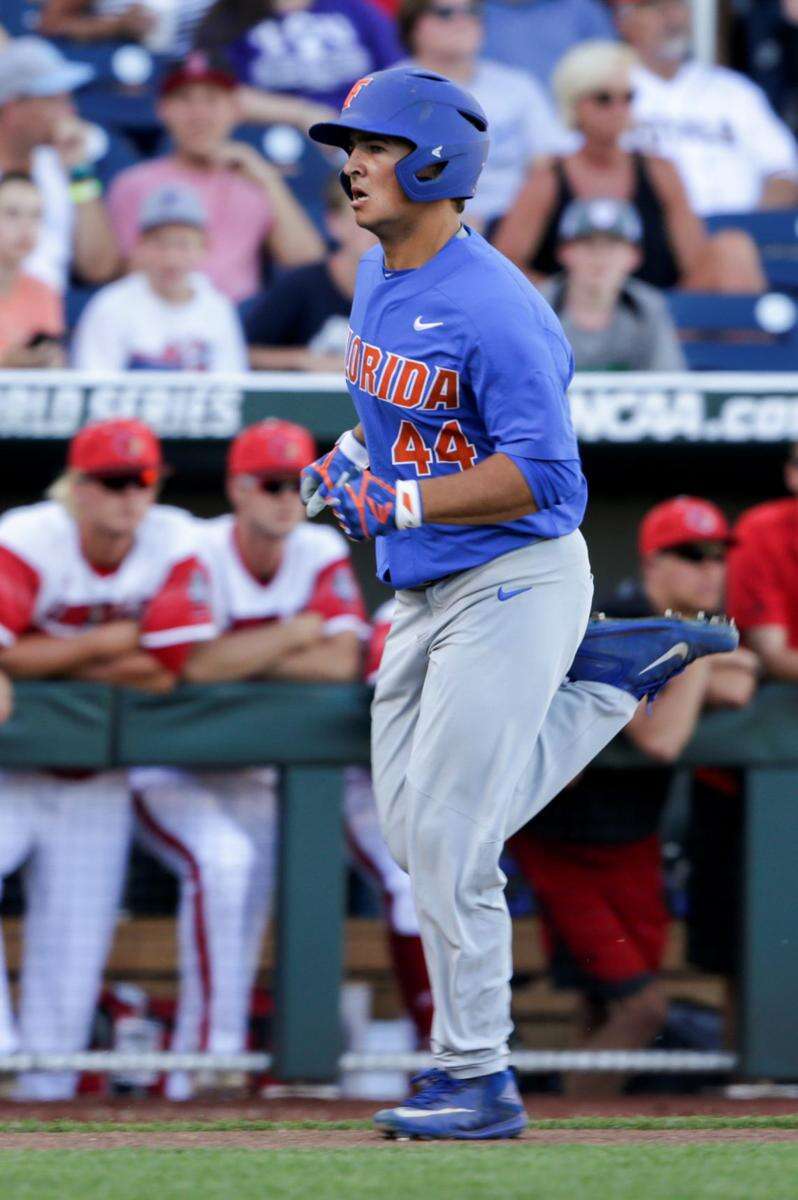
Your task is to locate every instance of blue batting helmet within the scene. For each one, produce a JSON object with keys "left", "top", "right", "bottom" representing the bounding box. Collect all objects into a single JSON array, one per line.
[{"left": 309, "top": 67, "right": 489, "bottom": 203}]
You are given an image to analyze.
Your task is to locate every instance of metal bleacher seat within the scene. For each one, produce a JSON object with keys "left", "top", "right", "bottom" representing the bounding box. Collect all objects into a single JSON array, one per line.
[
  {"left": 667, "top": 290, "right": 798, "bottom": 371},
  {"left": 52, "top": 37, "right": 172, "bottom": 141},
  {"left": 705, "top": 210, "right": 798, "bottom": 293}
]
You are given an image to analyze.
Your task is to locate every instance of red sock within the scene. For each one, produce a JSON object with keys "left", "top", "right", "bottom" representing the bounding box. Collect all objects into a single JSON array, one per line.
[{"left": 389, "top": 931, "right": 434, "bottom": 1046}]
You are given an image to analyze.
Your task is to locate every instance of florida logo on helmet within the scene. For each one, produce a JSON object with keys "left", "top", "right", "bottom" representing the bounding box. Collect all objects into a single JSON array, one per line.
[{"left": 343, "top": 76, "right": 374, "bottom": 110}]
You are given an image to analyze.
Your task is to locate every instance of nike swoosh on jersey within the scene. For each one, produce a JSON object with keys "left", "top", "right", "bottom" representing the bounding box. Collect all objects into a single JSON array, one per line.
[
  {"left": 413, "top": 316, "right": 444, "bottom": 331},
  {"left": 638, "top": 641, "right": 689, "bottom": 675},
  {"left": 497, "top": 585, "right": 533, "bottom": 602},
  {"left": 391, "top": 1106, "right": 474, "bottom": 1118}
]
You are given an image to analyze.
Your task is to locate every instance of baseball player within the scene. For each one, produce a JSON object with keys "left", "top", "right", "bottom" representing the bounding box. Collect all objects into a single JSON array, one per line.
[
  {"left": 0, "top": 418, "right": 215, "bottom": 1101},
  {"left": 133, "top": 420, "right": 431, "bottom": 1100},
  {"left": 302, "top": 66, "right": 738, "bottom": 1139}
]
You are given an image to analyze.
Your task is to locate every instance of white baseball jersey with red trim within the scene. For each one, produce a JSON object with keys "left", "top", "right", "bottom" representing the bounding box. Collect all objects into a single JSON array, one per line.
[
  {"left": 203, "top": 514, "right": 369, "bottom": 638},
  {"left": 0, "top": 500, "right": 215, "bottom": 669}
]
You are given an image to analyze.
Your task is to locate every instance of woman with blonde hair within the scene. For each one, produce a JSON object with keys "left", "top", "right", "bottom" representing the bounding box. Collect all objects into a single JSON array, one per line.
[{"left": 493, "top": 40, "right": 764, "bottom": 293}]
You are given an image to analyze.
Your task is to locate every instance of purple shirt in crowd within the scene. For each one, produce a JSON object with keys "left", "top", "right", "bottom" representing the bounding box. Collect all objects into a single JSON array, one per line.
[
  {"left": 230, "top": 0, "right": 402, "bottom": 110},
  {"left": 482, "top": 0, "right": 616, "bottom": 89}
]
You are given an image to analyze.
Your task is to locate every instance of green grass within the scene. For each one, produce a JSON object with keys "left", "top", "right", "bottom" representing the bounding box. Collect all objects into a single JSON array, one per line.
[
  {"left": 3, "top": 1145, "right": 798, "bottom": 1200},
  {"left": 0, "top": 1114, "right": 797, "bottom": 1133}
]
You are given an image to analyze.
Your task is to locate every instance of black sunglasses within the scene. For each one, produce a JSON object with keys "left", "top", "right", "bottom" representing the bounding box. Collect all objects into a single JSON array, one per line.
[
  {"left": 84, "top": 470, "right": 158, "bottom": 491},
  {"left": 665, "top": 542, "right": 727, "bottom": 564},
  {"left": 587, "top": 90, "right": 636, "bottom": 106},
  {"left": 428, "top": 2, "right": 482, "bottom": 18},
  {"left": 258, "top": 477, "right": 302, "bottom": 495}
]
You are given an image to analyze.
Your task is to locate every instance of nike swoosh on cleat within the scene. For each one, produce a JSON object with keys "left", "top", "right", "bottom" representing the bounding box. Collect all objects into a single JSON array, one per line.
[
  {"left": 497, "top": 585, "right": 533, "bottom": 602},
  {"left": 638, "top": 641, "right": 689, "bottom": 675},
  {"left": 391, "top": 1107, "right": 474, "bottom": 1118},
  {"left": 413, "top": 316, "right": 444, "bottom": 331}
]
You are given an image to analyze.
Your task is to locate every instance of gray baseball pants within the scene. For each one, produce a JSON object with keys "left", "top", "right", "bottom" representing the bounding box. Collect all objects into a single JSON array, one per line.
[{"left": 371, "top": 531, "right": 637, "bottom": 1079}]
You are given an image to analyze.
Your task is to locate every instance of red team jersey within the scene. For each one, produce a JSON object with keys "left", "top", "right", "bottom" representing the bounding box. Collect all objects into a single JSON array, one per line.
[
  {"left": 364, "top": 598, "right": 395, "bottom": 684},
  {"left": 726, "top": 498, "right": 798, "bottom": 650},
  {"left": 0, "top": 501, "right": 216, "bottom": 672},
  {"left": 201, "top": 515, "right": 369, "bottom": 638}
]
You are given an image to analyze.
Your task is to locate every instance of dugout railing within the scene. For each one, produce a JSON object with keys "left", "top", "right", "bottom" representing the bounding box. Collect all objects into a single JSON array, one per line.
[{"left": 0, "top": 680, "right": 796, "bottom": 1083}]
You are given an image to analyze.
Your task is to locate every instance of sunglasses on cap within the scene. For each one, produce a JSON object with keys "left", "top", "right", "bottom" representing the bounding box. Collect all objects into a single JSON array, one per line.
[
  {"left": 664, "top": 542, "right": 727, "bottom": 564},
  {"left": 256, "top": 477, "right": 302, "bottom": 495},
  {"left": 428, "top": 2, "right": 482, "bottom": 17},
  {"left": 586, "top": 89, "right": 635, "bottom": 106},
  {"left": 83, "top": 469, "right": 159, "bottom": 491}
]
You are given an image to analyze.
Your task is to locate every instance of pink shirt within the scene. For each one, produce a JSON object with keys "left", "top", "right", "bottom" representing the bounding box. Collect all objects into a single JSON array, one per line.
[{"left": 107, "top": 158, "right": 274, "bottom": 302}]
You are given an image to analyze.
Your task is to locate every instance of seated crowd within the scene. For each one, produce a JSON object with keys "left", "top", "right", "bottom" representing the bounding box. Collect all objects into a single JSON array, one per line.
[{"left": 0, "top": 0, "right": 797, "bottom": 373}]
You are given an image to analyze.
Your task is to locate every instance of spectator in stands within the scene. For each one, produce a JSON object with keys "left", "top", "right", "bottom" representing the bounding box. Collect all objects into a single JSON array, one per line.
[
  {"left": 0, "top": 37, "right": 119, "bottom": 292},
  {"left": 39, "top": 0, "right": 215, "bottom": 57},
  {"left": 480, "top": 0, "right": 616, "bottom": 89},
  {"left": 493, "top": 39, "right": 766, "bottom": 293},
  {"left": 541, "top": 197, "right": 685, "bottom": 371},
  {"left": 0, "top": 174, "right": 65, "bottom": 368},
  {"left": 73, "top": 183, "right": 247, "bottom": 370},
  {"left": 195, "top": 0, "right": 401, "bottom": 118},
  {"left": 727, "top": 444, "right": 798, "bottom": 681},
  {"left": 107, "top": 52, "right": 324, "bottom": 302},
  {"left": 398, "top": 0, "right": 570, "bottom": 229},
  {"left": 246, "top": 175, "right": 375, "bottom": 370},
  {"left": 742, "top": 1, "right": 798, "bottom": 133},
  {"left": 509, "top": 496, "right": 758, "bottom": 1096},
  {"left": 615, "top": 0, "right": 798, "bottom": 214}
]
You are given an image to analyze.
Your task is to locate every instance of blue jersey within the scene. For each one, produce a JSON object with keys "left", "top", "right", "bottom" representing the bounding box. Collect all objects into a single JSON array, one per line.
[{"left": 345, "top": 228, "right": 587, "bottom": 589}]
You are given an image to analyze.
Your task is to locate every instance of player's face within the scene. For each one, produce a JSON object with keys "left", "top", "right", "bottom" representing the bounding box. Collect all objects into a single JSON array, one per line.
[
  {"left": 558, "top": 235, "right": 641, "bottom": 290},
  {"left": 616, "top": 0, "right": 691, "bottom": 70},
  {"left": 343, "top": 133, "right": 418, "bottom": 235},
  {"left": 159, "top": 84, "right": 238, "bottom": 159},
  {"left": 229, "top": 474, "right": 305, "bottom": 538},
  {"left": 646, "top": 543, "right": 727, "bottom": 615},
  {"left": 73, "top": 472, "right": 158, "bottom": 539},
  {"left": 0, "top": 179, "right": 43, "bottom": 265}
]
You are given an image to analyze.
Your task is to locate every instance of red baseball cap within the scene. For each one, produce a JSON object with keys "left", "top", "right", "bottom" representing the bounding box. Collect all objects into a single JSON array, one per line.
[
  {"left": 638, "top": 496, "right": 732, "bottom": 557},
  {"left": 228, "top": 419, "right": 316, "bottom": 478},
  {"left": 160, "top": 50, "right": 237, "bottom": 98},
  {"left": 69, "top": 418, "right": 163, "bottom": 477}
]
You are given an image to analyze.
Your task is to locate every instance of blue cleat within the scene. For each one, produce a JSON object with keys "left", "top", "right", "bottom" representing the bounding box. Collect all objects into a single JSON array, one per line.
[
  {"left": 567, "top": 612, "right": 739, "bottom": 702},
  {"left": 373, "top": 1068, "right": 527, "bottom": 1140}
]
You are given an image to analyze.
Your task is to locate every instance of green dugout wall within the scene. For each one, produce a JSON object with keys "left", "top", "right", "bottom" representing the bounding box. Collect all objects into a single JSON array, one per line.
[{"left": 0, "top": 681, "right": 796, "bottom": 1081}]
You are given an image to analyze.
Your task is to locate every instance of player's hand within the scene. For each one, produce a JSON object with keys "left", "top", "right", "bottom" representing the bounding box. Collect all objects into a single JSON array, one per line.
[
  {"left": 301, "top": 429, "right": 369, "bottom": 518},
  {"left": 52, "top": 114, "right": 94, "bottom": 171},
  {"left": 84, "top": 620, "right": 140, "bottom": 660},
  {"left": 327, "top": 469, "right": 399, "bottom": 541}
]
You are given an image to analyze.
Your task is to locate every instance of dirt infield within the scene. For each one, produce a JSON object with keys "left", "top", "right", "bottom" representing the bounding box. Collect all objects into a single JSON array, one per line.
[
  {"left": 2, "top": 1127, "right": 798, "bottom": 1150},
  {"left": 2, "top": 1094, "right": 797, "bottom": 1123},
  {"left": 0, "top": 1095, "right": 797, "bottom": 1151}
]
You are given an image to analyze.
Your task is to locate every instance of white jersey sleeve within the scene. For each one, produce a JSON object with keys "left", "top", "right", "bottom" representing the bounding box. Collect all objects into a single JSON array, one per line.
[{"left": 71, "top": 281, "right": 129, "bottom": 370}]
